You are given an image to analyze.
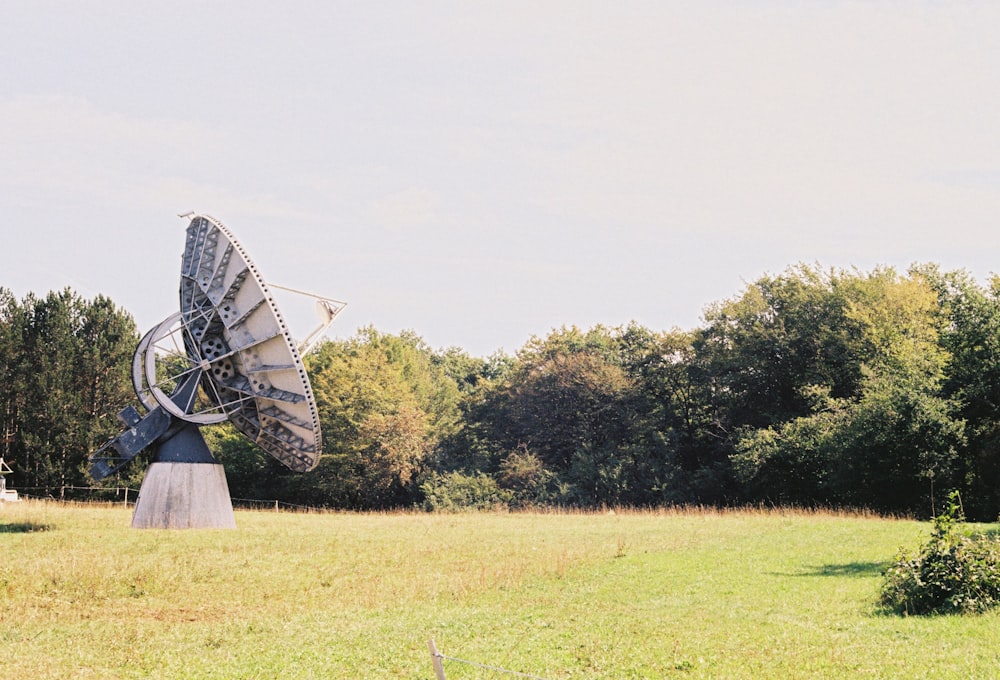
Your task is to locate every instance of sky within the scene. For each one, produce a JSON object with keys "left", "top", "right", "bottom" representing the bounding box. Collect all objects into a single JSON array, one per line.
[{"left": 2, "top": 2, "right": 1000, "bottom": 357}]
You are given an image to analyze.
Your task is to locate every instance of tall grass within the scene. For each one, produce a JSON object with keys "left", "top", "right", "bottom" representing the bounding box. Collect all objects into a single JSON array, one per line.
[{"left": 1, "top": 500, "right": 998, "bottom": 678}]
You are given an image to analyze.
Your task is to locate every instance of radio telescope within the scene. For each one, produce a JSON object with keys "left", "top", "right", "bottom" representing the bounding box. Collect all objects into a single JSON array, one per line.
[{"left": 90, "top": 214, "right": 345, "bottom": 528}]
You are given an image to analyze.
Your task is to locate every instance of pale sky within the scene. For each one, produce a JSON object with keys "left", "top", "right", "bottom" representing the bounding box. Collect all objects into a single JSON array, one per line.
[{"left": 3, "top": 2, "right": 999, "bottom": 356}]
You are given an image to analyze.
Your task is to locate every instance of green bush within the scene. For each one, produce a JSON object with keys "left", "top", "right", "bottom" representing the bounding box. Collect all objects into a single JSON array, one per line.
[
  {"left": 880, "top": 492, "right": 1000, "bottom": 615},
  {"left": 419, "top": 471, "right": 512, "bottom": 511},
  {"left": 497, "top": 446, "right": 557, "bottom": 508}
]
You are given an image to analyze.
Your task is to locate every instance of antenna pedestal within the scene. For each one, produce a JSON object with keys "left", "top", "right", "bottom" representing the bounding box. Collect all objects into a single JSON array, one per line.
[
  {"left": 131, "top": 424, "right": 236, "bottom": 529},
  {"left": 132, "top": 462, "right": 236, "bottom": 529}
]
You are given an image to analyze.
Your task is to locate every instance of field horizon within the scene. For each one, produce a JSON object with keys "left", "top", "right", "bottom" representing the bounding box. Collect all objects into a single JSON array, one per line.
[{"left": 2, "top": 501, "right": 999, "bottom": 678}]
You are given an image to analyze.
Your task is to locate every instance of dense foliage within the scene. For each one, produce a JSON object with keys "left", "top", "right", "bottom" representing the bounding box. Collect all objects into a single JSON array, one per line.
[
  {"left": 7, "top": 263, "right": 1000, "bottom": 516},
  {"left": 0, "top": 288, "right": 138, "bottom": 495},
  {"left": 880, "top": 492, "right": 1000, "bottom": 615}
]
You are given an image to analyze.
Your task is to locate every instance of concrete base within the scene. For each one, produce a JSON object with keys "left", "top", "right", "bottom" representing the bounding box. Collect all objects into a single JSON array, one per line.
[{"left": 131, "top": 462, "right": 236, "bottom": 529}]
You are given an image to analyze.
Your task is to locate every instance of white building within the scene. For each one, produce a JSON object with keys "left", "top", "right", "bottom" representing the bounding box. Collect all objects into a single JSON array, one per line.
[{"left": 0, "top": 457, "right": 19, "bottom": 502}]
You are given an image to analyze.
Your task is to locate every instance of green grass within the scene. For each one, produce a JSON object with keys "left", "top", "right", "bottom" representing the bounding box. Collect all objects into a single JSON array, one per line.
[{"left": 2, "top": 502, "right": 1000, "bottom": 678}]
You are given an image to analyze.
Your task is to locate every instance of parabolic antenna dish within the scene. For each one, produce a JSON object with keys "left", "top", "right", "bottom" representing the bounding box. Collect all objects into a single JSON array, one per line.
[
  {"left": 135, "top": 215, "right": 323, "bottom": 472},
  {"left": 90, "top": 212, "right": 344, "bottom": 528}
]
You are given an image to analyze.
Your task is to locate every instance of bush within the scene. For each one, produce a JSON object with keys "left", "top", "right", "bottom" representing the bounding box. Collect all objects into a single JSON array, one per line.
[
  {"left": 419, "top": 471, "right": 512, "bottom": 512},
  {"left": 497, "top": 446, "right": 557, "bottom": 508},
  {"left": 880, "top": 492, "right": 1000, "bottom": 615}
]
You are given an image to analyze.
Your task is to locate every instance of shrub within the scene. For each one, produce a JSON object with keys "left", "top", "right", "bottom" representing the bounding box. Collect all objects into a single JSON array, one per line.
[
  {"left": 419, "top": 471, "right": 512, "bottom": 511},
  {"left": 497, "top": 445, "right": 557, "bottom": 508},
  {"left": 880, "top": 492, "right": 1000, "bottom": 615}
]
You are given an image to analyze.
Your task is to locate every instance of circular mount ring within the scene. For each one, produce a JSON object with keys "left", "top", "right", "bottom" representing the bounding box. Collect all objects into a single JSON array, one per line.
[{"left": 131, "top": 312, "right": 236, "bottom": 425}]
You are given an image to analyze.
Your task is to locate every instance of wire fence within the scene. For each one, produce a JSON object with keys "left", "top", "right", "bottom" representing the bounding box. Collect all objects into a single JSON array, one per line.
[
  {"left": 429, "top": 640, "right": 550, "bottom": 680},
  {"left": 10, "top": 487, "right": 326, "bottom": 513},
  {"left": 15, "top": 485, "right": 136, "bottom": 504},
  {"left": 230, "top": 497, "right": 329, "bottom": 512}
]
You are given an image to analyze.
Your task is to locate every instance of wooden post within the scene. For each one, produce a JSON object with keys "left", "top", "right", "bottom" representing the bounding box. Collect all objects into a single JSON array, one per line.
[{"left": 428, "top": 639, "right": 446, "bottom": 680}]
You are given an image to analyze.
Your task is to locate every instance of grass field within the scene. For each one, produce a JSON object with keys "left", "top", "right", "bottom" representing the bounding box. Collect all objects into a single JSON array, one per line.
[{"left": 2, "top": 501, "right": 999, "bottom": 678}]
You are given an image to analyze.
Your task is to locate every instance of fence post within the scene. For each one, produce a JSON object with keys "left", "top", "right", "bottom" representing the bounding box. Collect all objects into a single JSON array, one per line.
[{"left": 428, "top": 639, "right": 446, "bottom": 680}]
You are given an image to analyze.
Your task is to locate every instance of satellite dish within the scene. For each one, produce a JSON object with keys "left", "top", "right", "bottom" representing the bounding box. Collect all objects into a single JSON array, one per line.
[{"left": 90, "top": 214, "right": 345, "bottom": 528}]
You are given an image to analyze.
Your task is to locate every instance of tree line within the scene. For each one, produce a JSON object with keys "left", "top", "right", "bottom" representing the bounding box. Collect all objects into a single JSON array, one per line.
[
  {"left": 0, "top": 289, "right": 138, "bottom": 496},
  {"left": 4, "top": 263, "right": 1000, "bottom": 517}
]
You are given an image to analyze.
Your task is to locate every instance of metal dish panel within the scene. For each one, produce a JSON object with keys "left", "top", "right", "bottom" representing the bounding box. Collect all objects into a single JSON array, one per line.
[{"left": 179, "top": 215, "right": 322, "bottom": 472}]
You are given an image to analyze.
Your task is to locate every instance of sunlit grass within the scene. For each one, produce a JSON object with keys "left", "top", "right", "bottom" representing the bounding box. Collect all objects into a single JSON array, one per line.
[{"left": 2, "top": 501, "right": 999, "bottom": 678}]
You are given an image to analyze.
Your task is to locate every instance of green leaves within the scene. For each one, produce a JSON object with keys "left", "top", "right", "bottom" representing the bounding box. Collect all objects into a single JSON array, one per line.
[
  {"left": 298, "top": 327, "right": 462, "bottom": 508},
  {"left": 5, "top": 259, "right": 1000, "bottom": 516},
  {"left": 705, "top": 266, "right": 969, "bottom": 515},
  {"left": 0, "top": 288, "right": 137, "bottom": 491},
  {"left": 880, "top": 492, "right": 1000, "bottom": 615}
]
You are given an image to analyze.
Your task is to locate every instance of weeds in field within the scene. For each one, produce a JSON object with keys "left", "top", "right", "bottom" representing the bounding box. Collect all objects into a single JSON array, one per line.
[{"left": 614, "top": 534, "right": 628, "bottom": 558}]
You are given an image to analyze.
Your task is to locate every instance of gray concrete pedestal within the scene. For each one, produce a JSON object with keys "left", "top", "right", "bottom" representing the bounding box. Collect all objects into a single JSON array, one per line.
[{"left": 131, "top": 462, "right": 236, "bottom": 529}]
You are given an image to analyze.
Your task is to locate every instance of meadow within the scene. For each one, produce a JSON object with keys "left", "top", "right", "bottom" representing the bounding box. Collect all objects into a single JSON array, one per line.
[{"left": 2, "top": 502, "right": 999, "bottom": 678}]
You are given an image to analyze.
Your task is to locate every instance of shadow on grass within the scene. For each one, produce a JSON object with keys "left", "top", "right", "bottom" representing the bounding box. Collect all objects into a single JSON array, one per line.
[
  {"left": 798, "top": 561, "right": 888, "bottom": 578},
  {"left": 0, "top": 522, "right": 52, "bottom": 534}
]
